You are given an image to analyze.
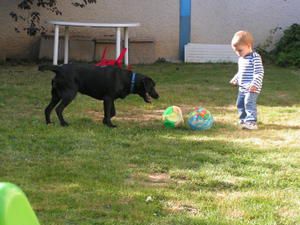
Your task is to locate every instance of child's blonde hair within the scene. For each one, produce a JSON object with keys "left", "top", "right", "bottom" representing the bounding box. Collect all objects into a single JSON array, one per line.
[{"left": 231, "top": 31, "right": 254, "bottom": 47}]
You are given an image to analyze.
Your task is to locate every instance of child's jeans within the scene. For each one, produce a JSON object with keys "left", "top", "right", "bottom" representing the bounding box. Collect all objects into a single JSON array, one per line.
[{"left": 236, "top": 91, "right": 259, "bottom": 123}]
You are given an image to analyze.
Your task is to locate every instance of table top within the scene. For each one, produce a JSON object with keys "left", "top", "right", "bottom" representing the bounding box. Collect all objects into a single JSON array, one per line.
[{"left": 48, "top": 20, "right": 140, "bottom": 28}]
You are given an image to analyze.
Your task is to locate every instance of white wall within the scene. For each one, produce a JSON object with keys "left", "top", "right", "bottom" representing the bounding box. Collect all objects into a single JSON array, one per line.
[
  {"left": 0, "top": 0, "right": 179, "bottom": 61},
  {"left": 191, "top": 0, "right": 300, "bottom": 48},
  {"left": 0, "top": 0, "right": 41, "bottom": 59},
  {"left": 1, "top": 0, "right": 300, "bottom": 61}
]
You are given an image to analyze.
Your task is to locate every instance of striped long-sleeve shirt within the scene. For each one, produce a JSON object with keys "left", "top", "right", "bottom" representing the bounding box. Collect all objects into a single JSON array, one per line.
[{"left": 231, "top": 52, "right": 264, "bottom": 93}]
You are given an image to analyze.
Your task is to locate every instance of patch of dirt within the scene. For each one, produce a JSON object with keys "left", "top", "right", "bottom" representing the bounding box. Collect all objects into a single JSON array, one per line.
[
  {"left": 86, "top": 109, "right": 163, "bottom": 122},
  {"left": 277, "top": 92, "right": 288, "bottom": 98},
  {"left": 127, "top": 163, "right": 138, "bottom": 168},
  {"left": 226, "top": 209, "right": 245, "bottom": 219},
  {"left": 125, "top": 172, "right": 171, "bottom": 187},
  {"left": 278, "top": 207, "right": 299, "bottom": 219},
  {"left": 165, "top": 201, "right": 200, "bottom": 216},
  {"left": 171, "top": 174, "right": 189, "bottom": 184},
  {"left": 148, "top": 173, "right": 170, "bottom": 183},
  {"left": 86, "top": 110, "right": 102, "bottom": 122},
  {"left": 115, "top": 113, "right": 161, "bottom": 122}
]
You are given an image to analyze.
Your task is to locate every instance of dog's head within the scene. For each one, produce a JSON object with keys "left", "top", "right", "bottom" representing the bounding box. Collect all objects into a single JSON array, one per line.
[{"left": 136, "top": 75, "right": 159, "bottom": 103}]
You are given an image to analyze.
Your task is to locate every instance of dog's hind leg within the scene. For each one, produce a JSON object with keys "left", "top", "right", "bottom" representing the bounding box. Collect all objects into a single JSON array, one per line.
[
  {"left": 103, "top": 97, "right": 116, "bottom": 128},
  {"left": 45, "top": 88, "right": 61, "bottom": 124},
  {"left": 111, "top": 102, "right": 116, "bottom": 118},
  {"left": 55, "top": 91, "right": 77, "bottom": 126}
]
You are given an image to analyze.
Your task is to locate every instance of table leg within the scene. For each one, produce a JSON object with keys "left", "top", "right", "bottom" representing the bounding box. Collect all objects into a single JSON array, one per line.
[
  {"left": 116, "top": 27, "right": 121, "bottom": 59},
  {"left": 124, "top": 27, "right": 129, "bottom": 65},
  {"left": 53, "top": 25, "right": 59, "bottom": 65},
  {"left": 64, "top": 26, "right": 69, "bottom": 64}
]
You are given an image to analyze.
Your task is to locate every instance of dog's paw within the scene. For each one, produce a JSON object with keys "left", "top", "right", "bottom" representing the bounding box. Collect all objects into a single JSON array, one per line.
[
  {"left": 60, "top": 121, "right": 69, "bottom": 127},
  {"left": 103, "top": 118, "right": 117, "bottom": 128},
  {"left": 105, "top": 122, "right": 117, "bottom": 128}
]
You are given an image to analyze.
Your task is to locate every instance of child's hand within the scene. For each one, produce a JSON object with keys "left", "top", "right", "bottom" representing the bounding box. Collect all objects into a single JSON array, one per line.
[
  {"left": 249, "top": 85, "right": 257, "bottom": 92},
  {"left": 229, "top": 79, "right": 238, "bottom": 86}
]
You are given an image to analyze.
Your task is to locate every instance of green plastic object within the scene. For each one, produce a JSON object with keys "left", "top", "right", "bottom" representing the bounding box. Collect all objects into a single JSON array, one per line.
[
  {"left": 0, "top": 182, "right": 40, "bottom": 225},
  {"left": 162, "top": 106, "right": 184, "bottom": 128}
]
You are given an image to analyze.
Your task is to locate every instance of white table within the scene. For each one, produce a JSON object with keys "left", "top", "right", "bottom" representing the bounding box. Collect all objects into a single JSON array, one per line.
[{"left": 48, "top": 21, "right": 140, "bottom": 65}]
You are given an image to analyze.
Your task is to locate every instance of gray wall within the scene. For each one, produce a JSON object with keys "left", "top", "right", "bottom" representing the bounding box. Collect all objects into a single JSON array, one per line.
[
  {"left": 191, "top": 0, "right": 300, "bottom": 48},
  {"left": 1, "top": 0, "right": 300, "bottom": 62},
  {"left": 0, "top": 0, "right": 180, "bottom": 61},
  {"left": 0, "top": 0, "right": 41, "bottom": 59}
]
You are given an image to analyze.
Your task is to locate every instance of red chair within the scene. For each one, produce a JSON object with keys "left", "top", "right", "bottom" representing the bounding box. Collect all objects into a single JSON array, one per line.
[{"left": 96, "top": 47, "right": 131, "bottom": 70}]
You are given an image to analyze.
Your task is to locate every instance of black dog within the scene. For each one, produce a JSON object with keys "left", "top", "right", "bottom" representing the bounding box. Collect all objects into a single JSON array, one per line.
[{"left": 39, "top": 64, "right": 159, "bottom": 127}]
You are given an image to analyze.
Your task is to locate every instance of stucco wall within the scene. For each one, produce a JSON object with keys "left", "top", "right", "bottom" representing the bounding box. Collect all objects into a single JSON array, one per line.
[
  {"left": 0, "top": 0, "right": 41, "bottom": 59},
  {"left": 1, "top": 0, "right": 300, "bottom": 62},
  {"left": 0, "top": 0, "right": 180, "bottom": 61},
  {"left": 191, "top": 0, "right": 300, "bottom": 48}
]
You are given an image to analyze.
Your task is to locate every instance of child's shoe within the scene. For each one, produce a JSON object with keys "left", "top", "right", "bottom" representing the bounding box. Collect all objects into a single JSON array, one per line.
[
  {"left": 242, "top": 122, "right": 258, "bottom": 130},
  {"left": 239, "top": 120, "right": 245, "bottom": 125},
  {"left": 236, "top": 120, "right": 245, "bottom": 128}
]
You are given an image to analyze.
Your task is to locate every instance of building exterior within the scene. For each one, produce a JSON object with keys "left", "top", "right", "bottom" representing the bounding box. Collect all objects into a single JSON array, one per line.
[{"left": 1, "top": 0, "right": 300, "bottom": 63}]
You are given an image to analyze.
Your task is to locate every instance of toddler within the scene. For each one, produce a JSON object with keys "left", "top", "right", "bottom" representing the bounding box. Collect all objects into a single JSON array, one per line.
[{"left": 230, "top": 31, "right": 264, "bottom": 130}]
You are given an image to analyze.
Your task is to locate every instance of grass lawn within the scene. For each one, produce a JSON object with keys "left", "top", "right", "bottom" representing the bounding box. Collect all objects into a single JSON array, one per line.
[{"left": 0, "top": 63, "right": 299, "bottom": 225}]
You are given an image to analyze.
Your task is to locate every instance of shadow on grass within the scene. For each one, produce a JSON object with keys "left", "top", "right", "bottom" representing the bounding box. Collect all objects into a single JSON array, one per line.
[
  {"left": 1, "top": 64, "right": 299, "bottom": 224},
  {"left": 1, "top": 115, "right": 298, "bottom": 225},
  {"left": 259, "top": 123, "right": 300, "bottom": 130}
]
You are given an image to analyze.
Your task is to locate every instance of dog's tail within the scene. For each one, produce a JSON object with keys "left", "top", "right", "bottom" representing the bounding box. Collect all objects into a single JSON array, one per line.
[{"left": 38, "top": 64, "right": 61, "bottom": 73}]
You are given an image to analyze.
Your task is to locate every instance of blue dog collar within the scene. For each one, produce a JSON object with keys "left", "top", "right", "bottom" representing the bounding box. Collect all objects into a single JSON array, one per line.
[{"left": 130, "top": 72, "right": 136, "bottom": 93}]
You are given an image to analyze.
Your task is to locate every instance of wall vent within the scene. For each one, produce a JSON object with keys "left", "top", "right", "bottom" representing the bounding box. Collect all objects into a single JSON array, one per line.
[{"left": 184, "top": 43, "right": 238, "bottom": 63}]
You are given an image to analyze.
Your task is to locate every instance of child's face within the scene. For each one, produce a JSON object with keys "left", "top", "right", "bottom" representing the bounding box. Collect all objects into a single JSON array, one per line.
[{"left": 232, "top": 44, "right": 252, "bottom": 57}]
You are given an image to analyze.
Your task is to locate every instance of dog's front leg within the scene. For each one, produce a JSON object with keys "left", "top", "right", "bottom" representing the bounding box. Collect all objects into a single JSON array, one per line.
[{"left": 103, "top": 97, "right": 116, "bottom": 128}]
